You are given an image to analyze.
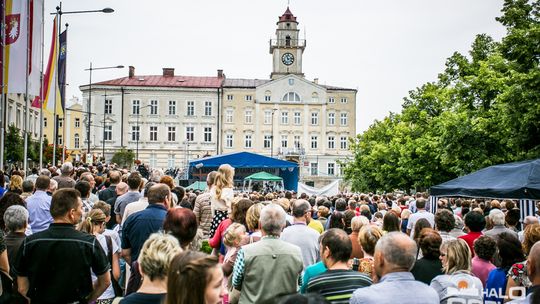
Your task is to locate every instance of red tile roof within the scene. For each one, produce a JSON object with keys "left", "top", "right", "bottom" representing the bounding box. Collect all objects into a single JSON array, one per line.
[
  {"left": 279, "top": 7, "right": 297, "bottom": 23},
  {"left": 93, "top": 75, "right": 223, "bottom": 88}
]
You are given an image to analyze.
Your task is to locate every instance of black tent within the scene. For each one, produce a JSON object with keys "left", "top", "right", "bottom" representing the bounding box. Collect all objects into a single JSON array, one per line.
[
  {"left": 430, "top": 158, "right": 540, "bottom": 199},
  {"left": 429, "top": 159, "right": 540, "bottom": 223}
]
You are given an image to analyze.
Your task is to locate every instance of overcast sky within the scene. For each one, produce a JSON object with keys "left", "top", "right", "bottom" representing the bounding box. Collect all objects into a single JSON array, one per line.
[{"left": 45, "top": 0, "right": 506, "bottom": 133}]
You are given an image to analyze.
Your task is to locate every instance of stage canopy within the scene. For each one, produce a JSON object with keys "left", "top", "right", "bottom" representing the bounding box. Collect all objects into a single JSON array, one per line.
[{"left": 189, "top": 152, "right": 299, "bottom": 191}]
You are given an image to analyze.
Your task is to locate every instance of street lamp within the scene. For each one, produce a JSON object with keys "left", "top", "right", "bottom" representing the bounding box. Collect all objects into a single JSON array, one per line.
[
  {"left": 84, "top": 64, "right": 124, "bottom": 156},
  {"left": 136, "top": 104, "right": 151, "bottom": 161},
  {"left": 270, "top": 108, "right": 278, "bottom": 158}
]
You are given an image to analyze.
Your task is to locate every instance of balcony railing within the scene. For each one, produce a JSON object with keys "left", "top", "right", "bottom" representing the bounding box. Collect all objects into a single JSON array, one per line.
[
  {"left": 278, "top": 147, "right": 305, "bottom": 156},
  {"left": 269, "top": 39, "right": 306, "bottom": 49}
]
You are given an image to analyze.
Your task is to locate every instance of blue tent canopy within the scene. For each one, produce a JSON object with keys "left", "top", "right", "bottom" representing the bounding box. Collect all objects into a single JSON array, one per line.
[
  {"left": 430, "top": 158, "right": 540, "bottom": 199},
  {"left": 189, "top": 152, "right": 299, "bottom": 191}
]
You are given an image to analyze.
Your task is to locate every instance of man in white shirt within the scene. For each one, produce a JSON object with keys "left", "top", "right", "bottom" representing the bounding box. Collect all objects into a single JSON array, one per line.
[{"left": 406, "top": 198, "right": 434, "bottom": 238}]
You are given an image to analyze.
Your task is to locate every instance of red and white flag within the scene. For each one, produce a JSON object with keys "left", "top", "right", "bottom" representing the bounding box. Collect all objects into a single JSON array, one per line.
[{"left": 3, "top": 0, "right": 43, "bottom": 96}]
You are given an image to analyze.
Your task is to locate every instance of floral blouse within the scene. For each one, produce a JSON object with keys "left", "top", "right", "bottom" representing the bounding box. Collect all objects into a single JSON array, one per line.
[{"left": 508, "top": 261, "right": 531, "bottom": 288}]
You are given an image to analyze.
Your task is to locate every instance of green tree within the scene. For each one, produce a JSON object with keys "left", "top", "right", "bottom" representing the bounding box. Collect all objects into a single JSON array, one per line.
[
  {"left": 344, "top": 0, "right": 540, "bottom": 192},
  {"left": 111, "top": 149, "right": 135, "bottom": 168},
  {"left": 5, "top": 125, "right": 23, "bottom": 164}
]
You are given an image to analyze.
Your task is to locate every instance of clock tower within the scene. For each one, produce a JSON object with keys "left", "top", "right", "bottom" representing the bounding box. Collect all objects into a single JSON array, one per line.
[{"left": 270, "top": 7, "right": 306, "bottom": 79}]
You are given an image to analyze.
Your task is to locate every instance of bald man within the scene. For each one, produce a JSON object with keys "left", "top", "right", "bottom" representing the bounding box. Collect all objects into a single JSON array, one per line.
[{"left": 350, "top": 232, "right": 439, "bottom": 304}]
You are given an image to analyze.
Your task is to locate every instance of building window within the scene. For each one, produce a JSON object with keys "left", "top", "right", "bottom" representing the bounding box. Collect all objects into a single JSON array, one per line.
[
  {"left": 280, "top": 111, "right": 288, "bottom": 124},
  {"left": 245, "top": 95, "right": 252, "bottom": 101},
  {"left": 58, "top": 118, "right": 63, "bottom": 128},
  {"left": 150, "top": 126, "right": 158, "bottom": 141},
  {"left": 245, "top": 110, "right": 252, "bottom": 124},
  {"left": 328, "top": 113, "right": 335, "bottom": 125},
  {"left": 168, "top": 155, "right": 175, "bottom": 168},
  {"left": 225, "top": 134, "right": 233, "bottom": 148},
  {"left": 58, "top": 135, "right": 63, "bottom": 145},
  {"left": 311, "top": 136, "right": 318, "bottom": 149},
  {"left": 132, "top": 100, "right": 140, "bottom": 115},
  {"left": 44, "top": 117, "right": 47, "bottom": 127},
  {"left": 168, "top": 100, "right": 176, "bottom": 115},
  {"left": 340, "top": 113, "right": 348, "bottom": 126},
  {"left": 264, "top": 110, "right": 272, "bottom": 124},
  {"left": 282, "top": 92, "right": 301, "bottom": 102},
  {"left": 105, "top": 99, "right": 112, "bottom": 114},
  {"left": 74, "top": 134, "right": 80, "bottom": 149},
  {"left": 281, "top": 135, "right": 288, "bottom": 148},
  {"left": 264, "top": 135, "right": 271, "bottom": 148},
  {"left": 294, "top": 112, "right": 301, "bottom": 125},
  {"left": 328, "top": 97, "right": 335, "bottom": 103},
  {"left": 340, "top": 97, "right": 348, "bottom": 103},
  {"left": 104, "top": 126, "right": 112, "bottom": 141},
  {"left": 328, "top": 136, "right": 335, "bottom": 149},
  {"left": 245, "top": 134, "right": 252, "bottom": 148},
  {"left": 204, "top": 101, "right": 212, "bottom": 116},
  {"left": 311, "top": 112, "right": 318, "bottom": 125},
  {"left": 341, "top": 136, "right": 348, "bottom": 149},
  {"left": 168, "top": 126, "right": 176, "bottom": 142},
  {"left": 186, "top": 126, "right": 194, "bottom": 142},
  {"left": 264, "top": 95, "right": 271, "bottom": 101},
  {"left": 310, "top": 162, "right": 318, "bottom": 176},
  {"left": 328, "top": 163, "right": 335, "bottom": 176},
  {"left": 204, "top": 127, "right": 212, "bottom": 142},
  {"left": 226, "top": 109, "right": 233, "bottom": 123},
  {"left": 186, "top": 101, "right": 194, "bottom": 116},
  {"left": 227, "top": 94, "right": 234, "bottom": 101},
  {"left": 150, "top": 100, "right": 158, "bottom": 115},
  {"left": 75, "top": 118, "right": 80, "bottom": 128},
  {"left": 294, "top": 135, "right": 301, "bottom": 148},
  {"left": 312, "top": 92, "right": 319, "bottom": 102},
  {"left": 131, "top": 126, "right": 140, "bottom": 141}
]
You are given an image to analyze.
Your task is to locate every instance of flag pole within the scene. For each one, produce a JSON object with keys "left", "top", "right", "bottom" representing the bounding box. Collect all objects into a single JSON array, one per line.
[
  {"left": 39, "top": 0, "right": 44, "bottom": 169},
  {"left": 0, "top": 0, "right": 6, "bottom": 170},
  {"left": 61, "top": 23, "right": 67, "bottom": 163},
  {"left": 23, "top": 0, "right": 31, "bottom": 175},
  {"left": 52, "top": 12, "right": 58, "bottom": 166}
]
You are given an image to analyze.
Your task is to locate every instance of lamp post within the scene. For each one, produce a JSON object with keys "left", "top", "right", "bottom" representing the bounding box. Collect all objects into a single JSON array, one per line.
[
  {"left": 47, "top": 4, "right": 115, "bottom": 165},
  {"left": 136, "top": 104, "right": 151, "bottom": 161},
  {"left": 84, "top": 64, "right": 124, "bottom": 157},
  {"left": 270, "top": 108, "right": 278, "bottom": 158}
]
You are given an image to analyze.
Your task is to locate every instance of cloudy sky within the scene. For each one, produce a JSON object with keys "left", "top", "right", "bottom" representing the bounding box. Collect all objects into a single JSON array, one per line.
[{"left": 45, "top": 0, "right": 506, "bottom": 133}]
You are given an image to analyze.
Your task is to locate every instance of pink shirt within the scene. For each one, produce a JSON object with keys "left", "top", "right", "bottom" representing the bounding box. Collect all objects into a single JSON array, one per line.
[{"left": 471, "top": 256, "right": 496, "bottom": 287}]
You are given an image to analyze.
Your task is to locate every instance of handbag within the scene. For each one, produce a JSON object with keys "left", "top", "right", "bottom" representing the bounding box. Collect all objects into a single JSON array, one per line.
[{"left": 105, "top": 235, "right": 124, "bottom": 297}]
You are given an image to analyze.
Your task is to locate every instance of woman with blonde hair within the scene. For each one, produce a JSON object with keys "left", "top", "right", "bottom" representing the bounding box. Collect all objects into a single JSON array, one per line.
[
  {"left": 209, "top": 164, "right": 235, "bottom": 238},
  {"left": 357, "top": 225, "right": 383, "bottom": 280},
  {"left": 78, "top": 209, "right": 120, "bottom": 304},
  {"left": 7, "top": 175, "right": 23, "bottom": 195},
  {"left": 120, "top": 233, "right": 181, "bottom": 304},
  {"left": 430, "top": 239, "right": 483, "bottom": 304}
]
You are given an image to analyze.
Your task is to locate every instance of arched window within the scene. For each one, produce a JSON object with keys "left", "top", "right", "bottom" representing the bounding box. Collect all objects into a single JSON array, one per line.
[
  {"left": 282, "top": 92, "right": 301, "bottom": 102},
  {"left": 285, "top": 35, "right": 291, "bottom": 46},
  {"left": 312, "top": 92, "right": 319, "bottom": 102}
]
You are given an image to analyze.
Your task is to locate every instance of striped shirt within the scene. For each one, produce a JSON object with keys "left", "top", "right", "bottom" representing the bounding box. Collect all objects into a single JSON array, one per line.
[{"left": 306, "top": 269, "right": 372, "bottom": 303}]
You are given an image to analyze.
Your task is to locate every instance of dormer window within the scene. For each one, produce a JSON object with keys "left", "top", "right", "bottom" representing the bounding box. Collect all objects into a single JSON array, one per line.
[{"left": 282, "top": 92, "right": 301, "bottom": 102}]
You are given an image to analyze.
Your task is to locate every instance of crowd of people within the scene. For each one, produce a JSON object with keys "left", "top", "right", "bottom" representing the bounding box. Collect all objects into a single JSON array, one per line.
[{"left": 0, "top": 161, "right": 538, "bottom": 304}]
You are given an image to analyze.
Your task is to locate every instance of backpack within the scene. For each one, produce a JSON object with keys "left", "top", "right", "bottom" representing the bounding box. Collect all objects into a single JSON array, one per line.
[{"left": 105, "top": 235, "right": 124, "bottom": 297}]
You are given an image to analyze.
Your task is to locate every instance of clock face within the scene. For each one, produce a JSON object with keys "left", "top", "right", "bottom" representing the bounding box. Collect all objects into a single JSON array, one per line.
[{"left": 282, "top": 53, "right": 294, "bottom": 66}]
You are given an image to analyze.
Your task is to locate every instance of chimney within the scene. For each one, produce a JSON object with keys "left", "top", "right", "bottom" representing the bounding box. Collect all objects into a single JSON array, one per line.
[
  {"left": 313, "top": 78, "right": 319, "bottom": 84},
  {"left": 217, "top": 69, "right": 224, "bottom": 78},
  {"left": 129, "top": 66, "right": 135, "bottom": 78},
  {"left": 162, "top": 68, "right": 175, "bottom": 77}
]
